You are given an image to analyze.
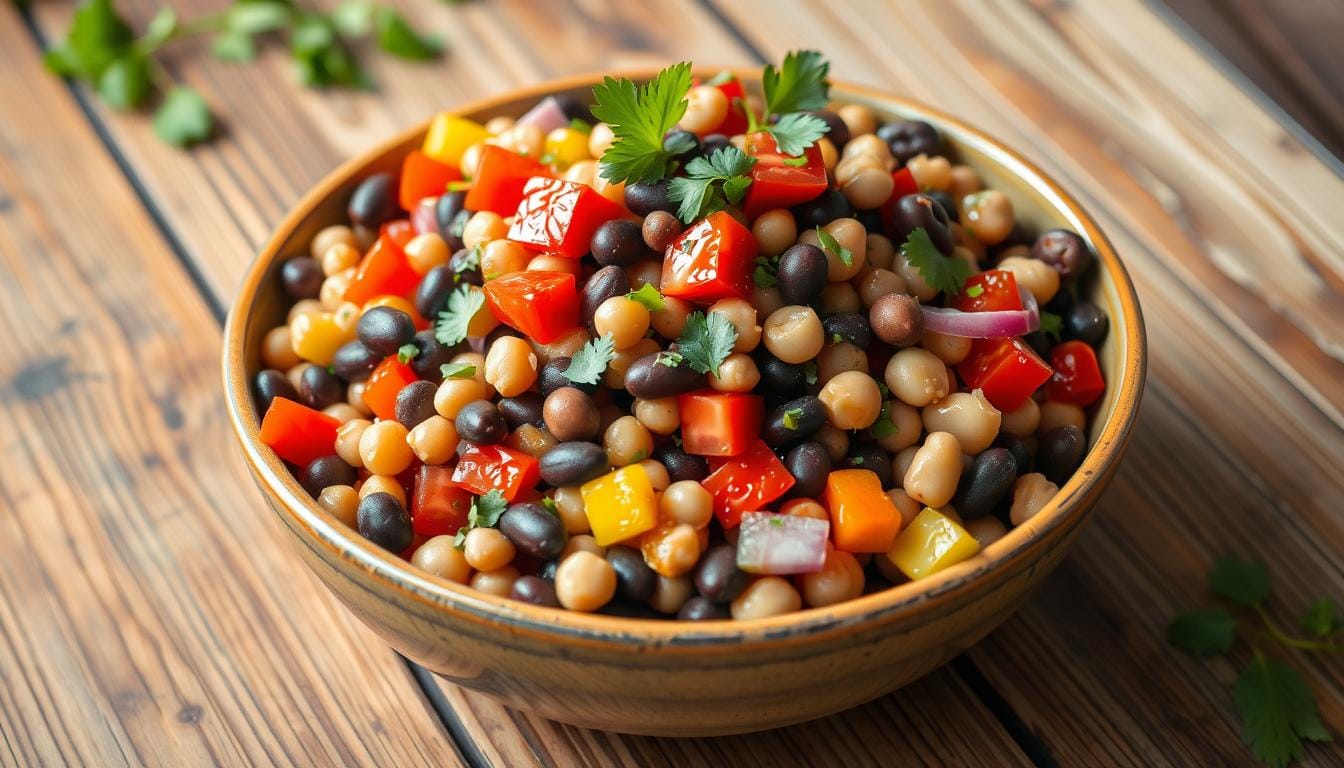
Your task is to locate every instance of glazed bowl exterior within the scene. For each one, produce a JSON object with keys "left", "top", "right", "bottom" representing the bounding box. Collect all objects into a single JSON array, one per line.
[{"left": 223, "top": 71, "right": 1146, "bottom": 736}]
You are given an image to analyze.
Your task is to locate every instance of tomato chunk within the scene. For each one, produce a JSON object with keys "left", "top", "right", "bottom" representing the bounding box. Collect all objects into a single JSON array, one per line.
[
  {"left": 483, "top": 271, "right": 581, "bottom": 344},
  {"left": 661, "top": 211, "right": 755, "bottom": 303},
  {"left": 259, "top": 397, "right": 341, "bottom": 467},
  {"left": 952, "top": 270, "right": 1023, "bottom": 313},
  {"left": 702, "top": 440, "right": 796, "bottom": 529},
  {"left": 956, "top": 337, "right": 1053, "bottom": 412},
  {"left": 507, "top": 176, "right": 625, "bottom": 258},
  {"left": 411, "top": 465, "right": 473, "bottom": 537},
  {"left": 678, "top": 390, "right": 764, "bottom": 457},
  {"left": 741, "top": 131, "right": 827, "bottom": 219},
  {"left": 708, "top": 76, "right": 749, "bottom": 136},
  {"left": 824, "top": 469, "right": 902, "bottom": 553},
  {"left": 464, "top": 145, "right": 549, "bottom": 215},
  {"left": 1047, "top": 340, "right": 1106, "bottom": 407},
  {"left": 399, "top": 150, "right": 461, "bottom": 211},
  {"left": 344, "top": 234, "right": 419, "bottom": 305},
  {"left": 450, "top": 443, "right": 540, "bottom": 501},
  {"left": 362, "top": 357, "right": 419, "bottom": 421}
]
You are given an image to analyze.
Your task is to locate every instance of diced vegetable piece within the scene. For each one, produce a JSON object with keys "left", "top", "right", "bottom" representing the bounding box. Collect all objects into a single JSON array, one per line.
[
  {"left": 543, "top": 127, "right": 591, "bottom": 169},
  {"left": 399, "top": 150, "right": 462, "bottom": 211},
  {"left": 450, "top": 443, "right": 540, "bottom": 502},
  {"left": 507, "top": 176, "right": 624, "bottom": 258},
  {"left": 289, "top": 312, "right": 347, "bottom": 366},
  {"left": 885, "top": 507, "right": 980, "bottom": 580},
  {"left": 708, "top": 76, "right": 750, "bottom": 136},
  {"left": 661, "top": 211, "right": 755, "bottom": 303},
  {"left": 701, "top": 440, "right": 795, "bottom": 529},
  {"left": 259, "top": 397, "right": 341, "bottom": 466},
  {"left": 515, "top": 96, "right": 570, "bottom": 134},
  {"left": 1047, "top": 340, "right": 1106, "bottom": 407},
  {"left": 422, "top": 113, "right": 490, "bottom": 168},
  {"left": 824, "top": 469, "right": 903, "bottom": 553},
  {"left": 464, "top": 145, "right": 550, "bottom": 215},
  {"left": 411, "top": 465, "right": 473, "bottom": 537},
  {"left": 482, "top": 270, "right": 581, "bottom": 344},
  {"left": 736, "top": 511, "right": 829, "bottom": 575},
  {"left": 678, "top": 391, "right": 764, "bottom": 457},
  {"left": 580, "top": 463, "right": 658, "bottom": 546},
  {"left": 381, "top": 219, "right": 415, "bottom": 249},
  {"left": 741, "top": 131, "right": 827, "bottom": 219},
  {"left": 362, "top": 357, "right": 418, "bottom": 421},
  {"left": 955, "top": 336, "right": 1053, "bottom": 412},
  {"left": 344, "top": 234, "right": 420, "bottom": 305},
  {"left": 952, "top": 270, "right": 1023, "bottom": 313}
]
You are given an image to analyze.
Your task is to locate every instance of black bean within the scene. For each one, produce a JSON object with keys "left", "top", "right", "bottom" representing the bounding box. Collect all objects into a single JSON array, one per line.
[
  {"left": 784, "top": 441, "right": 831, "bottom": 499},
  {"left": 409, "top": 330, "right": 454, "bottom": 381},
  {"left": 876, "top": 120, "right": 941, "bottom": 164},
  {"left": 791, "top": 188, "right": 852, "bottom": 230},
  {"left": 698, "top": 134, "right": 731, "bottom": 157},
  {"left": 762, "top": 396, "right": 826, "bottom": 449},
  {"left": 804, "top": 109, "right": 849, "bottom": 149},
  {"left": 623, "top": 353, "right": 705, "bottom": 399},
  {"left": 1037, "top": 425, "right": 1086, "bottom": 484},
  {"left": 653, "top": 445, "right": 708, "bottom": 483},
  {"left": 357, "top": 306, "right": 416, "bottom": 356},
  {"left": 299, "top": 364, "right": 343, "bottom": 410},
  {"left": 536, "top": 559, "right": 559, "bottom": 581},
  {"left": 591, "top": 219, "right": 647, "bottom": 267},
  {"left": 1043, "top": 286, "right": 1076, "bottom": 316},
  {"left": 498, "top": 392, "right": 545, "bottom": 430},
  {"left": 993, "top": 433, "right": 1033, "bottom": 476},
  {"left": 624, "top": 180, "right": 674, "bottom": 216},
  {"left": 1032, "top": 229, "right": 1092, "bottom": 278},
  {"left": 694, "top": 545, "right": 748, "bottom": 604},
  {"left": 499, "top": 502, "right": 568, "bottom": 560},
  {"left": 435, "top": 190, "right": 469, "bottom": 248},
  {"left": 606, "top": 546, "right": 657, "bottom": 603},
  {"left": 891, "top": 194, "right": 953, "bottom": 255},
  {"left": 927, "top": 191, "right": 958, "bottom": 223},
  {"left": 394, "top": 381, "right": 438, "bottom": 429},
  {"left": 581, "top": 266, "right": 630, "bottom": 331},
  {"left": 662, "top": 128, "right": 700, "bottom": 161},
  {"left": 553, "top": 94, "right": 590, "bottom": 121},
  {"left": 331, "top": 340, "right": 381, "bottom": 382},
  {"left": 755, "top": 349, "right": 810, "bottom": 397},
  {"left": 281, "top": 257, "right": 323, "bottom": 300},
  {"left": 953, "top": 448, "right": 1017, "bottom": 519},
  {"left": 254, "top": 369, "right": 297, "bottom": 414},
  {"left": 357, "top": 492, "right": 412, "bottom": 552},
  {"left": 776, "top": 243, "right": 829, "bottom": 306},
  {"left": 510, "top": 575, "right": 561, "bottom": 607},
  {"left": 300, "top": 455, "right": 356, "bottom": 497},
  {"left": 455, "top": 400, "right": 507, "bottom": 444},
  {"left": 1064, "top": 301, "right": 1109, "bottom": 347},
  {"left": 846, "top": 444, "right": 892, "bottom": 489},
  {"left": 678, "top": 596, "right": 730, "bottom": 621},
  {"left": 823, "top": 313, "right": 872, "bottom": 348},
  {"left": 539, "top": 357, "right": 596, "bottom": 396},
  {"left": 538, "top": 441, "right": 609, "bottom": 487},
  {"left": 415, "top": 264, "right": 457, "bottom": 319},
  {"left": 348, "top": 172, "right": 397, "bottom": 228},
  {"left": 448, "top": 247, "right": 483, "bottom": 286},
  {"left": 484, "top": 324, "right": 522, "bottom": 349}
]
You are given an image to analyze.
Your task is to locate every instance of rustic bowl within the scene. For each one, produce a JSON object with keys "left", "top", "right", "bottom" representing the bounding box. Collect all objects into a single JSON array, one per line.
[{"left": 223, "top": 71, "right": 1145, "bottom": 737}]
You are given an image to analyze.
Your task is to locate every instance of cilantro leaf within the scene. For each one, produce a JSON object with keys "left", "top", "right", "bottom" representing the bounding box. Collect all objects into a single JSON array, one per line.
[
  {"left": 965, "top": 284, "right": 985, "bottom": 299},
  {"left": 803, "top": 362, "right": 818, "bottom": 386},
  {"left": 1210, "top": 556, "right": 1271, "bottom": 608},
  {"left": 397, "top": 343, "right": 419, "bottom": 364},
  {"left": 590, "top": 62, "right": 692, "bottom": 185},
  {"left": 435, "top": 285, "right": 486, "bottom": 346},
  {"left": 331, "top": 0, "right": 374, "bottom": 36},
  {"left": 753, "top": 256, "right": 777, "bottom": 289},
  {"left": 97, "top": 54, "right": 151, "bottom": 109},
  {"left": 654, "top": 351, "right": 683, "bottom": 368},
  {"left": 227, "top": 2, "right": 292, "bottom": 34},
  {"left": 211, "top": 31, "right": 257, "bottom": 62},
  {"left": 762, "top": 50, "right": 830, "bottom": 117},
  {"left": 564, "top": 334, "right": 617, "bottom": 385},
  {"left": 440, "top": 362, "right": 476, "bottom": 379},
  {"left": 901, "top": 227, "right": 970, "bottom": 296},
  {"left": 666, "top": 145, "right": 756, "bottom": 223},
  {"left": 374, "top": 7, "right": 442, "bottom": 61},
  {"left": 153, "top": 87, "right": 214, "bottom": 147},
  {"left": 453, "top": 490, "right": 509, "bottom": 548},
  {"left": 1235, "top": 656, "right": 1331, "bottom": 768},
  {"left": 676, "top": 311, "right": 737, "bottom": 377},
  {"left": 816, "top": 227, "right": 853, "bottom": 267},
  {"left": 870, "top": 402, "right": 900, "bottom": 439},
  {"left": 1166, "top": 609, "right": 1236, "bottom": 657},
  {"left": 782, "top": 408, "right": 803, "bottom": 430},
  {"left": 1039, "top": 310, "right": 1063, "bottom": 339},
  {"left": 768, "top": 111, "right": 829, "bottom": 156},
  {"left": 625, "top": 283, "right": 665, "bottom": 311},
  {"left": 44, "top": 0, "right": 134, "bottom": 79},
  {"left": 141, "top": 6, "right": 179, "bottom": 49},
  {"left": 1299, "top": 598, "right": 1339, "bottom": 638}
]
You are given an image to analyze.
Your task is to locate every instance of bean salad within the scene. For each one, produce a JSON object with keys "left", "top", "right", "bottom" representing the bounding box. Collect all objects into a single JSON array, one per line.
[{"left": 255, "top": 52, "right": 1109, "bottom": 620}]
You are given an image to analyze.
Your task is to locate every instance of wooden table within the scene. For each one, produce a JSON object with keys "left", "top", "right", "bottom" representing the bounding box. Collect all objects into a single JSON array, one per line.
[{"left": 3, "top": 1, "right": 1341, "bottom": 765}]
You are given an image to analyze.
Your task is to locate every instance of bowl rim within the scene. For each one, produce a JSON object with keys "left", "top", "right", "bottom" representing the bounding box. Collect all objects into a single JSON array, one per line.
[{"left": 223, "top": 68, "right": 1146, "bottom": 651}]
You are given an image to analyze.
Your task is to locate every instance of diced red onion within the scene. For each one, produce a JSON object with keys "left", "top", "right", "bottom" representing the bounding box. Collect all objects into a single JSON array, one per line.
[
  {"left": 411, "top": 197, "right": 438, "bottom": 236},
  {"left": 736, "top": 512, "right": 830, "bottom": 575},
  {"left": 919, "top": 286, "right": 1041, "bottom": 338},
  {"left": 515, "top": 96, "right": 569, "bottom": 135}
]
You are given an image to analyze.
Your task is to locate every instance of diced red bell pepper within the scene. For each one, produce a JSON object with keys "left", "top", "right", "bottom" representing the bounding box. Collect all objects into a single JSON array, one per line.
[
  {"left": 708, "top": 76, "right": 749, "bottom": 136},
  {"left": 507, "top": 176, "right": 625, "bottom": 258},
  {"left": 450, "top": 443, "right": 540, "bottom": 501},
  {"left": 482, "top": 270, "right": 580, "bottom": 344},
  {"left": 411, "top": 465, "right": 474, "bottom": 537},
  {"left": 345, "top": 234, "right": 419, "bottom": 305},
  {"left": 381, "top": 219, "right": 415, "bottom": 249},
  {"left": 678, "top": 390, "right": 763, "bottom": 457},
  {"left": 362, "top": 357, "right": 419, "bottom": 421},
  {"left": 464, "top": 145, "right": 549, "bottom": 216},
  {"left": 399, "top": 150, "right": 462, "bottom": 211},
  {"left": 259, "top": 397, "right": 341, "bottom": 467},
  {"left": 952, "top": 270, "right": 1023, "bottom": 313},
  {"left": 956, "top": 337, "right": 1054, "bottom": 412},
  {"left": 702, "top": 440, "right": 796, "bottom": 529},
  {"left": 741, "top": 131, "right": 827, "bottom": 219},
  {"left": 878, "top": 168, "right": 921, "bottom": 235},
  {"left": 1047, "top": 340, "right": 1106, "bottom": 407},
  {"left": 661, "top": 211, "right": 755, "bottom": 303}
]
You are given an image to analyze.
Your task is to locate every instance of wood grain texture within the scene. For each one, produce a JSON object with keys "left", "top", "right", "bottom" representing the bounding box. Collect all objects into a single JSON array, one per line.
[{"left": 0, "top": 9, "right": 463, "bottom": 767}]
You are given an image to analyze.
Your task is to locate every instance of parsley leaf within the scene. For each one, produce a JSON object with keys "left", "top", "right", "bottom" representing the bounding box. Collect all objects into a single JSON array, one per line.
[
  {"left": 901, "top": 227, "right": 971, "bottom": 296},
  {"left": 666, "top": 146, "right": 756, "bottom": 223},
  {"left": 590, "top": 62, "right": 693, "bottom": 185},
  {"left": 453, "top": 490, "right": 509, "bottom": 549},
  {"left": 440, "top": 362, "right": 476, "bottom": 379},
  {"left": 781, "top": 408, "right": 804, "bottom": 430},
  {"left": 816, "top": 227, "right": 853, "bottom": 267},
  {"left": 153, "top": 87, "right": 214, "bottom": 147},
  {"left": 98, "top": 54, "right": 151, "bottom": 109},
  {"left": 753, "top": 256, "right": 778, "bottom": 289},
  {"left": 1167, "top": 609, "right": 1236, "bottom": 657},
  {"left": 1210, "top": 556, "right": 1271, "bottom": 608},
  {"left": 1235, "top": 657, "right": 1331, "bottom": 768},
  {"left": 768, "top": 112, "right": 829, "bottom": 156},
  {"left": 676, "top": 311, "right": 738, "bottom": 377},
  {"left": 564, "top": 334, "right": 617, "bottom": 385},
  {"left": 396, "top": 343, "right": 419, "bottom": 364},
  {"left": 762, "top": 50, "right": 830, "bottom": 116},
  {"left": 434, "top": 285, "right": 486, "bottom": 346},
  {"left": 625, "top": 283, "right": 665, "bottom": 311},
  {"left": 1039, "top": 310, "right": 1063, "bottom": 339},
  {"left": 1299, "top": 598, "right": 1339, "bottom": 638}
]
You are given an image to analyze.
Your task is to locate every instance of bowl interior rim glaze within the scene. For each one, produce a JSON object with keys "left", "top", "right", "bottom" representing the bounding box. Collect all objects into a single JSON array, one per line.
[{"left": 223, "top": 69, "right": 1146, "bottom": 651}]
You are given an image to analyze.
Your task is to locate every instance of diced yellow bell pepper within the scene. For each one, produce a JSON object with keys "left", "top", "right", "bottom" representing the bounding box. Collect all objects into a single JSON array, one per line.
[
  {"left": 885, "top": 507, "right": 981, "bottom": 581},
  {"left": 290, "top": 312, "right": 349, "bottom": 367},
  {"left": 580, "top": 464, "right": 657, "bottom": 546},
  {"left": 543, "top": 127, "right": 591, "bottom": 170},
  {"left": 423, "top": 114, "right": 491, "bottom": 169}
]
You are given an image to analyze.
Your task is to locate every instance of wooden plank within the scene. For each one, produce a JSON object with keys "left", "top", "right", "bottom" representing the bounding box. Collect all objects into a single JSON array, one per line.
[{"left": 0, "top": 9, "right": 464, "bottom": 766}]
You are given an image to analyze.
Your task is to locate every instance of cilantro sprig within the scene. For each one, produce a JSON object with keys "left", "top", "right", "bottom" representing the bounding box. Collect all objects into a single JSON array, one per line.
[
  {"left": 434, "top": 285, "right": 485, "bottom": 347},
  {"left": 901, "top": 227, "right": 971, "bottom": 296},
  {"left": 590, "top": 62, "right": 693, "bottom": 185},
  {"left": 452, "top": 490, "right": 508, "bottom": 549},
  {"left": 666, "top": 146, "right": 756, "bottom": 223},
  {"left": 563, "top": 334, "right": 617, "bottom": 386},
  {"left": 625, "top": 284, "right": 666, "bottom": 312},
  {"left": 675, "top": 311, "right": 738, "bottom": 377},
  {"left": 1168, "top": 556, "right": 1339, "bottom": 767},
  {"left": 748, "top": 49, "right": 831, "bottom": 156}
]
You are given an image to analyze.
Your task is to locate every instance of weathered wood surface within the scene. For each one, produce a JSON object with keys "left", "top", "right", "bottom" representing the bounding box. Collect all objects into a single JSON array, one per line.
[{"left": 8, "top": 0, "right": 1344, "bottom": 764}]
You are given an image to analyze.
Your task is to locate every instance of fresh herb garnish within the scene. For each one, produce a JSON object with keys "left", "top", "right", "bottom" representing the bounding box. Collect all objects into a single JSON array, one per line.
[
  {"left": 625, "top": 283, "right": 666, "bottom": 311},
  {"left": 753, "top": 256, "right": 778, "bottom": 289},
  {"left": 762, "top": 50, "right": 831, "bottom": 116},
  {"left": 781, "top": 408, "right": 804, "bottom": 431},
  {"left": 816, "top": 227, "right": 853, "bottom": 267},
  {"left": 870, "top": 402, "right": 900, "bottom": 438},
  {"left": 654, "top": 351, "right": 684, "bottom": 368},
  {"left": 666, "top": 146, "right": 756, "bottom": 223},
  {"left": 434, "top": 285, "right": 485, "bottom": 346},
  {"left": 803, "top": 362, "right": 818, "bottom": 386},
  {"left": 676, "top": 311, "right": 738, "bottom": 377},
  {"left": 440, "top": 362, "right": 476, "bottom": 379},
  {"left": 564, "top": 333, "right": 617, "bottom": 385},
  {"left": 850, "top": 455, "right": 865, "bottom": 465},
  {"left": 541, "top": 496, "right": 560, "bottom": 515},
  {"left": 767, "top": 112, "right": 829, "bottom": 157},
  {"left": 780, "top": 156, "right": 810, "bottom": 167},
  {"left": 965, "top": 284, "right": 985, "bottom": 298},
  {"left": 452, "top": 490, "right": 509, "bottom": 549},
  {"left": 1039, "top": 311, "right": 1063, "bottom": 339},
  {"left": 396, "top": 343, "right": 419, "bottom": 364},
  {"left": 568, "top": 117, "right": 592, "bottom": 134},
  {"left": 589, "top": 62, "right": 693, "bottom": 185},
  {"left": 901, "top": 227, "right": 971, "bottom": 296},
  {"left": 769, "top": 516, "right": 785, "bottom": 527}
]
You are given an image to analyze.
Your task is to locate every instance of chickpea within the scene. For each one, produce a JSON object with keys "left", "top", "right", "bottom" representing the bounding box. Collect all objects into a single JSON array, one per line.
[
  {"left": 331, "top": 302, "right": 361, "bottom": 337},
  {"left": 953, "top": 227, "right": 986, "bottom": 263},
  {"left": 961, "top": 190, "right": 1014, "bottom": 246},
  {"left": 604, "top": 415, "right": 653, "bottom": 467},
  {"left": 346, "top": 382, "right": 373, "bottom": 417},
  {"left": 311, "top": 224, "right": 358, "bottom": 261},
  {"left": 752, "top": 209, "right": 797, "bottom": 257},
  {"left": 708, "top": 298, "right": 761, "bottom": 353},
  {"left": 903, "top": 432, "right": 963, "bottom": 508},
  {"left": 554, "top": 551, "right": 617, "bottom": 612},
  {"left": 762, "top": 305, "right": 825, "bottom": 364},
  {"left": 464, "top": 527, "right": 516, "bottom": 572},
  {"left": 815, "top": 342, "right": 868, "bottom": 385},
  {"left": 820, "top": 283, "right": 862, "bottom": 316},
  {"left": 288, "top": 299, "right": 324, "bottom": 324},
  {"left": 459, "top": 142, "right": 485, "bottom": 178},
  {"left": 965, "top": 517, "right": 1008, "bottom": 549},
  {"left": 893, "top": 248, "right": 938, "bottom": 302},
  {"left": 633, "top": 396, "right": 680, "bottom": 436},
  {"left": 947, "top": 165, "right": 982, "bottom": 202},
  {"left": 841, "top": 133, "right": 892, "bottom": 166},
  {"left": 359, "top": 475, "right": 406, "bottom": 507},
  {"left": 819, "top": 218, "right": 867, "bottom": 282},
  {"left": 594, "top": 296, "right": 651, "bottom": 350},
  {"left": 709, "top": 353, "right": 760, "bottom": 393},
  {"left": 407, "top": 415, "right": 459, "bottom": 465},
  {"left": 317, "top": 485, "right": 359, "bottom": 528},
  {"left": 334, "top": 419, "right": 370, "bottom": 468},
  {"left": 484, "top": 115, "right": 515, "bottom": 135},
  {"left": 1038, "top": 401, "right": 1086, "bottom": 435},
  {"left": 750, "top": 284, "right": 784, "bottom": 319},
  {"left": 648, "top": 574, "right": 695, "bottom": 615},
  {"left": 841, "top": 165, "right": 895, "bottom": 211},
  {"left": 461, "top": 211, "right": 508, "bottom": 250},
  {"left": 660, "top": 481, "right": 713, "bottom": 529},
  {"left": 434, "top": 376, "right": 487, "bottom": 421},
  {"left": 412, "top": 536, "right": 472, "bottom": 583},
  {"left": 285, "top": 362, "right": 311, "bottom": 392},
  {"left": 533, "top": 327, "right": 590, "bottom": 365},
  {"left": 592, "top": 174, "right": 625, "bottom": 207},
  {"left": 470, "top": 566, "right": 520, "bottom": 598},
  {"left": 922, "top": 329, "right": 972, "bottom": 365},
  {"left": 819, "top": 371, "right": 883, "bottom": 430},
  {"left": 563, "top": 159, "right": 597, "bottom": 187},
  {"left": 801, "top": 549, "right": 865, "bottom": 607},
  {"left": 885, "top": 347, "right": 950, "bottom": 407},
  {"left": 856, "top": 268, "right": 908, "bottom": 309},
  {"left": 588, "top": 123, "right": 615, "bottom": 159},
  {"left": 907, "top": 153, "right": 951, "bottom": 191},
  {"left": 781, "top": 498, "right": 829, "bottom": 521},
  {"left": 997, "top": 255, "right": 1060, "bottom": 305},
  {"left": 1001, "top": 398, "right": 1041, "bottom": 437},
  {"left": 874, "top": 400, "right": 923, "bottom": 453},
  {"left": 892, "top": 446, "right": 920, "bottom": 486},
  {"left": 817, "top": 136, "right": 839, "bottom": 171},
  {"left": 1010, "top": 473, "right": 1059, "bottom": 526},
  {"left": 563, "top": 534, "right": 606, "bottom": 560},
  {"left": 680, "top": 85, "right": 729, "bottom": 135},
  {"left": 651, "top": 295, "right": 693, "bottom": 340},
  {"left": 359, "top": 420, "right": 413, "bottom": 476},
  {"left": 637, "top": 459, "right": 670, "bottom": 491},
  {"left": 834, "top": 153, "right": 883, "bottom": 188},
  {"left": 493, "top": 123, "right": 544, "bottom": 157},
  {"left": 404, "top": 233, "right": 450, "bottom": 275},
  {"left": 262, "top": 326, "right": 300, "bottom": 370},
  {"left": 815, "top": 424, "right": 850, "bottom": 463},
  {"left": 552, "top": 486, "right": 590, "bottom": 534},
  {"left": 483, "top": 336, "right": 538, "bottom": 398},
  {"left": 323, "top": 403, "right": 362, "bottom": 424},
  {"left": 922, "top": 390, "right": 1002, "bottom": 455},
  {"left": 837, "top": 103, "right": 877, "bottom": 137},
  {"left": 731, "top": 576, "right": 802, "bottom": 620},
  {"left": 321, "top": 242, "right": 360, "bottom": 276},
  {"left": 885, "top": 488, "right": 923, "bottom": 528},
  {"left": 479, "top": 239, "right": 531, "bottom": 280},
  {"left": 866, "top": 233, "right": 896, "bottom": 271},
  {"left": 527, "top": 254, "right": 580, "bottom": 275}
]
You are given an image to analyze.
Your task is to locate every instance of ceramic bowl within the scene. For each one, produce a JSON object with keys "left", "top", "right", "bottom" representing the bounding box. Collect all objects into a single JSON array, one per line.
[{"left": 223, "top": 71, "right": 1145, "bottom": 737}]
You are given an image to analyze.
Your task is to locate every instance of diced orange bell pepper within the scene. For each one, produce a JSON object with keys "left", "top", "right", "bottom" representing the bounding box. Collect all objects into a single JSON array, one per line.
[
  {"left": 344, "top": 235, "right": 420, "bottom": 306},
  {"left": 885, "top": 507, "right": 980, "bottom": 580},
  {"left": 259, "top": 397, "right": 342, "bottom": 466},
  {"left": 824, "top": 469, "right": 903, "bottom": 553},
  {"left": 580, "top": 463, "right": 657, "bottom": 546},
  {"left": 399, "top": 150, "right": 462, "bottom": 211},
  {"left": 362, "top": 357, "right": 418, "bottom": 421}
]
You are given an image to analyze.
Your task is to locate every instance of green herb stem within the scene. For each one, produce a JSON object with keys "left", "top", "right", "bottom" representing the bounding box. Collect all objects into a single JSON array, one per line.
[{"left": 1256, "top": 606, "right": 1344, "bottom": 653}]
